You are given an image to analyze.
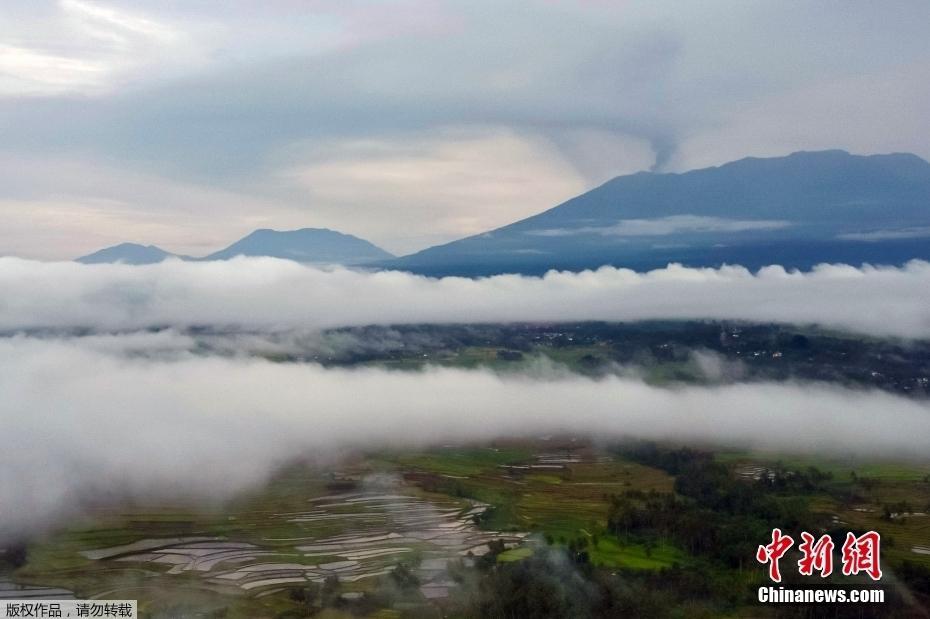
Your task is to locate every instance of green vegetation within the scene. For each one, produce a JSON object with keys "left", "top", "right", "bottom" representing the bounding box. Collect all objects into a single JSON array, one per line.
[
  {"left": 496, "top": 547, "right": 532, "bottom": 563},
  {"left": 303, "top": 321, "right": 930, "bottom": 398},
  {"left": 389, "top": 446, "right": 533, "bottom": 477},
  {"left": 585, "top": 537, "right": 682, "bottom": 570}
]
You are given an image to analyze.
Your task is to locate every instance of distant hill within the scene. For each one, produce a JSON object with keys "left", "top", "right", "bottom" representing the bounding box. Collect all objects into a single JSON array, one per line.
[
  {"left": 203, "top": 228, "right": 394, "bottom": 264},
  {"left": 381, "top": 150, "right": 930, "bottom": 275},
  {"left": 77, "top": 243, "right": 177, "bottom": 265},
  {"left": 76, "top": 228, "right": 394, "bottom": 266}
]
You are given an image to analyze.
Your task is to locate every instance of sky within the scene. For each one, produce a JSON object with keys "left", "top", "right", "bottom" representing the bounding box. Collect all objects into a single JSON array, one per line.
[{"left": 1, "top": 1, "right": 929, "bottom": 258}]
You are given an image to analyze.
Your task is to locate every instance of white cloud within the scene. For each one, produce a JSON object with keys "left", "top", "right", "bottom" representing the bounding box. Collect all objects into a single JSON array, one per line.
[
  {"left": 0, "top": 43, "right": 108, "bottom": 95},
  {"left": 837, "top": 227, "right": 930, "bottom": 242},
  {"left": 2, "top": 335, "right": 929, "bottom": 539},
  {"left": 2, "top": 258, "right": 930, "bottom": 338},
  {"left": 2, "top": 252, "right": 929, "bottom": 539},
  {"left": 60, "top": 0, "right": 177, "bottom": 44},
  {"left": 0, "top": 0, "right": 200, "bottom": 97},
  {"left": 527, "top": 215, "right": 792, "bottom": 238}
]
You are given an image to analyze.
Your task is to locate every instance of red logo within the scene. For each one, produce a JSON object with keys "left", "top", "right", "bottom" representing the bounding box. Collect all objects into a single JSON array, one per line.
[
  {"left": 798, "top": 532, "right": 834, "bottom": 577},
  {"left": 757, "top": 529, "right": 881, "bottom": 582},
  {"left": 756, "top": 528, "right": 794, "bottom": 582},
  {"left": 841, "top": 531, "right": 882, "bottom": 580}
]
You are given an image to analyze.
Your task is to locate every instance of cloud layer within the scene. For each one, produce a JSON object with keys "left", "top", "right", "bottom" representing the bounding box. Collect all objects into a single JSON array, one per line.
[
  {"left": 2, "top": 257, "right": 930, "bottom": 338},
  {"left": 527, "top": 215, "right": 792, "bottom": 238},
  {"left": 3, "top": 335, "right": 930, "bottom": 540},
  {"left": 3, "top": 257, "right": 929, "bottom": 539}
]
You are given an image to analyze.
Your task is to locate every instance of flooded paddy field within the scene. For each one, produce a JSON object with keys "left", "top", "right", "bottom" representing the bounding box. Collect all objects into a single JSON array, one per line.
[
  {"left": 3, "top": 452, "right": 542, "bottom": 617},
  {"left": 75, "top": 487, "right": 526, "bottom": 599}
]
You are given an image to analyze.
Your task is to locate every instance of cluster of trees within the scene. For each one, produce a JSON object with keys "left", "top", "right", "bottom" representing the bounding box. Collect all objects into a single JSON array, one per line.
[
  {"left": 0, "top": 544, "right": 27, "bottom": 569},
  {"left": 607, "top": 444, "right": 828, "bottom": 570},
  {"left": 463, "top": 549, "right": 686, "bottom": 619},
  {"left": 324, "top": 322, "right": 930, "bottom": 396},
  {"left": 454, "top": 443, "right": 916, "bottom": 617}
]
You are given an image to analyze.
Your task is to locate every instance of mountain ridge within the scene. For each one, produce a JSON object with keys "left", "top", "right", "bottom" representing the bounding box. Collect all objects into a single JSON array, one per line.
[
  {"left": 76, "top": 228, "right": 394, "bottom": 265},
  {"left": 76, "top": 243, "right": 181, "bottom": 265},
  {"left": 379, "top": 150, "right": 930, "bottom": 275},
  {"left": 203, "top": 227, "right": 394, "bottom": 264},
  {"left": 75, "top": 150, "right": 930, "bottom": 273}
]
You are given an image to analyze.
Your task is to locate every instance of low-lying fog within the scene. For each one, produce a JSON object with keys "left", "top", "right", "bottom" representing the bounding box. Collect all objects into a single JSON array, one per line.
[
  {"left": 2, "top": 335, "right": 930, "bottom": 541},
  {"left": 2, "top": 257, "right": 930, "bottom": 541},
  {"left": 2, "top": 257, "right": 929, "bottom": 337}
]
